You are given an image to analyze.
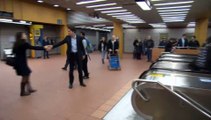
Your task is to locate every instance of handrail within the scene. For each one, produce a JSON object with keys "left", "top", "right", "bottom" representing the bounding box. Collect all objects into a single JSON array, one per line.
[
  {"left": 132, "top": 80, "right": 150, "bottom": 102},
  {"left": 132, "top": 79, "right": 211, "bottom": 119}
]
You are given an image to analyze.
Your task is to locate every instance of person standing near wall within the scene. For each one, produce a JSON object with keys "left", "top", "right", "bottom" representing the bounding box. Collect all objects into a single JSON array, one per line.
[
  {"left": 13, "top": 32, "right": 49, "bottom": 96},
  {"left": 178, "top": 34, "right": 188, "bottom": 47},
  {"left": 133, "top": 39, "right": 139, "bottom": 59},
  {"left": 81, "top": 32, "right": 89, "bottom": 79},
  {"left": 98, "top": 37, "right": 107, "bottom": 64},
  {"left": 188, "top": 36, "right": 200, "bottom": 48},
  {"left": 145, "top": 35, "right": 154, "bottom": 62},
  {"left": 43, "top": 36, "right": 50, "bottom": 59}
]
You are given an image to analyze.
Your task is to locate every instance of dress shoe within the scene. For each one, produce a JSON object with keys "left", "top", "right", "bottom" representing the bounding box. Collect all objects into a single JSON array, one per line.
[
  {"left": 20, "top": 92, "right": 31, "bottom": 96},
  {"left": 69, "top": 84, "right": 73, "bottom": 89},
  {"left": 80, "top": 83, "right": 86, "bottom": 87},
  {"left": 29, "top": 89, "right": 37, "bottom": 93},
  {"left": 62, "top": 67, "right": 67, "bottom": 71}
]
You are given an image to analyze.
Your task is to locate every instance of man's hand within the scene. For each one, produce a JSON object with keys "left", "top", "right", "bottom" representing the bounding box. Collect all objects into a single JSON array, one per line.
[{"left": 44, "top": 45, "right": 53, "bottom": 51}]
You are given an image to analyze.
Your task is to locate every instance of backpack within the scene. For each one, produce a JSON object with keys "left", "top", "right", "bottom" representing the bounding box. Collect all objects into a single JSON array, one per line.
[{"left": 85, "top": 39, "right": 93, "bottom": 53}]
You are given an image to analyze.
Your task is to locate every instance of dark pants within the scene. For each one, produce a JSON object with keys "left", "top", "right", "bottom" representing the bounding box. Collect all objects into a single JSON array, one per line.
[
  {"left": 146, "top": 48, "right": 152, "bottom": 61},
  {"left": 43, "top": 50, "right": 49, "bottom": 59},
  {"left": 82, "top": 55, "right": 89, "bottom": 77},
  {"left": 64, "top": 54, "right": 69, "bottom": 69},
  {"left": 69, "top": 53, "right": 83, "bottom": 85}
]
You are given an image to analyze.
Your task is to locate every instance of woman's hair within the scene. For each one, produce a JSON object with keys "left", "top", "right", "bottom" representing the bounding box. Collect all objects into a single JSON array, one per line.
[{"left": 13, "top": 32, "right": 26, "bottom": 50}]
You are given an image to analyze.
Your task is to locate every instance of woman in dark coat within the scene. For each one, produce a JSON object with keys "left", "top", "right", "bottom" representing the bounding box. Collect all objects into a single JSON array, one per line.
[{"left": 13, "top": 32, "right": 46, "bottom": 96}]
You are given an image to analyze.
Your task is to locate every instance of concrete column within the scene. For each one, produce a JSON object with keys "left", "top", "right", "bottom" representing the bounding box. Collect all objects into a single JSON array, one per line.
[
  {"left": 59, "top": 25, "right": 68, "bottom": 55},
  {"left": 113, "top": 22, "right": 123, "bottom": 57},
  {"left": 195, "top": 17, "right": 209, "bottom": 46}
]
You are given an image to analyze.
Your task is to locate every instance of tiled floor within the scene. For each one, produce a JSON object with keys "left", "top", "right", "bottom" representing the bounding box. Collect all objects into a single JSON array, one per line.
[{"left": 0, "top": 52, "right": 151, "bottom": 120}]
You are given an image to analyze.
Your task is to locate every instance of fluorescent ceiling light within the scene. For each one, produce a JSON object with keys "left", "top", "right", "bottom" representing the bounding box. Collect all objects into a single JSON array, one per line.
[
  {"left": 0, "top": 19, "right": 32, "bottom": 25},
  {"left": 67, "top": 8, "right": 71, "bottom": 10},
  {"left": 162, "top": 16, "right": 186, "bottom": 19},
  {"left": 163, "top": 18, "right": 185, "bottom": 21},
  {"left": 187, "top": 22, "right": 195, "bottom": 27},
  {"left": 158, "top": 9, "right": 190, "bottom": 12},
  {"left": 76, "top": 0, "right": 106, "bottom": 5},
  {"left": 112, "top": 14, "right": 136, "bottom": 17},
  {"left": 159, "top": 11, "right": 188, "bottom": 15},
  {"left": 93, "top": 24, "right": 106, "bottom": 27},
  {"left": 107, "top": 12, "right": 132, "bottom": 15},
  {"left": 37, "top": 0, "right": 44, "bottom": 3},
  {"left": 86, "top": 3, "right": 116, "bottom": 8},
  {"left": 95, "top": 7, "right": 122, "bottom": 11},
  {"left": 101, "top": 9, "right": 127, "bottom": 13},
  {"left": 54, "top": 4, "right": 59, "bottom": 7},
  {"left": 136, "top": 0, "right": 152, "bottom": 11},
  {"left": 125, "top": 19, "right": 145, "bottom": 23},
  {"left": 164, "top": 20, "right": 184, "bottom": 22},
  {"left": 154, "top": 1, "right": 194, "bottom": 6},
  {"left": 150, "top": 23, "right": 166, "bottom": 28},
  {"left": 103, "top": 26, "right": 114, "bottom": 29},
  {"left": 122, "top": 24, "right": 136, "bottom": 28},
  {"left": 156, "top": 5, "right": 191, "bottom": 10},
  {"left": 0, "top": 18, "right": 13, "bottom": 22},
  {"left": 160, "top": 14, "right": 187, "bottom": 17},
  {"left": 115, "top": 16, "right": 139, "bottom": 19}
]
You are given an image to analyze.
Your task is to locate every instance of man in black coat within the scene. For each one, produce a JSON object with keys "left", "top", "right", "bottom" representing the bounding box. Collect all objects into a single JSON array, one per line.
[
  {"left": 52, "top": 26, "right": 86, "bottom": 89},
  {"left": 145, "top": 36, "right": 154, "bottom": 62},
  {"left": 178, "top": 34, "right": 188, "bottom": 47},
  {"left": 107, "top": 35, "right": 119, "bottom": 55}
]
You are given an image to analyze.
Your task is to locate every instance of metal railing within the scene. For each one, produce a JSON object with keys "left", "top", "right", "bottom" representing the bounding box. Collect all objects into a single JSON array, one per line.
[{"left": 132, "top": 79, "right": 211, "bottom": 119}]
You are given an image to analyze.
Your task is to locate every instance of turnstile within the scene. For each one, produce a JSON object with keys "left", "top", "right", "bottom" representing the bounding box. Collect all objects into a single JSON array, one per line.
[{"left": 131, "top": 69, "right": 211, "bottom": 120}]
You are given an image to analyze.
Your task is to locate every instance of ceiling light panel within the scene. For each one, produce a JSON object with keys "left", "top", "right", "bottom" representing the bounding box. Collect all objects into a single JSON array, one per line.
[
  {"left": 154, "top": 1, "right": 194, "bottom": 6},
  {"left": 95, "top": 7, "right": 122, "bottom": 11},
  {"left": 156, "top": 5, "right": 191, "bottom": 10},
  {"left": 76, "top": 0, "right": 107, "bottom": 5},
  {"left": 106, "top": 12, "right": 132, "bottom": 15},
  {"left": 155, "top": 1, "right": 194, "bottom": 23},
  {"left": 158, "top": 8, "right": 190, "bottom": 12},
  {"left": 86, "top": 3, "right": 117, "bottom": 8},
  {"left": 101, "top": 9, "right": 127, "bottom": 13}
]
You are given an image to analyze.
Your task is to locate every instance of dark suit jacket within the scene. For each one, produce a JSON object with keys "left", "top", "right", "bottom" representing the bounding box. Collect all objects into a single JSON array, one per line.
[
  {"left": 13, "top": 42, "right": 44, "bottom": 76},
  {"left": 107, "top": 40, "right": 119, "bottom": 52},
  {"left": 178, "top": 38, "right": 188, "bottom": 47},
  {"left": 53, "top": 35, "right": 85, "bottom": 57}
]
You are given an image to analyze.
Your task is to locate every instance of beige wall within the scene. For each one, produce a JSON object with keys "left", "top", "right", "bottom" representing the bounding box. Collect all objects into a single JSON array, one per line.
[{"left": 0, "top": 0, "right": 67, "bottom": 25}]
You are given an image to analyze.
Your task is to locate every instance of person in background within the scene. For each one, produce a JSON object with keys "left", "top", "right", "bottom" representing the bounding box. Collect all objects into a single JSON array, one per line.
[
  {"left": 145, "top": 35, "right": 154, "bottom": 62},
  {"left": 194, "top": 36, "right": 211, "bottom": 71},
  {"left": 13, "top": 32, "right": 49, "bottom": 96},
  {"left": 107, "top": 35, "right": 119, "bottom": 55},
  {"left": 188, "top": 36, "right": 200, "bottom": 48},
  {"left": 98, "top": 37, "right": 107, "bottom": 64},
  {"left": 142, "top": 38, "right": 147, "bottom": 55},
  {"left": 178, "top": 34, "right": 188, "bottom": 47},
  {"left": 133, "top": 39, "right": 139, "bottom": 59},
  {"left": 159, "top": 38, "right": 167, "bottom": 47},
  {"left": 165, "top": 38, "right": 177, "bottom": 52},
  {"left": 137, "top": 39, "right": 143, "bottom": 60},
  {"left": 81, "top": 32, "right": 89, "bottom": 79},
  {"left": 52, "top": 26, "right": 86, "bottom": 89},
  {"left": 43, "top": 36, "right": 50, "bottom": 59}
]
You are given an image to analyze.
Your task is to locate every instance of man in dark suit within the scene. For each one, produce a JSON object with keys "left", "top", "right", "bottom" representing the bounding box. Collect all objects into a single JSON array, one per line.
[
  {"left": 52, "top": 26, "right": 86, "bottom": 89},
  {"left": 178, "top": 34, "right": 188, "bottom": 47},
  {"left": 107, "top": 35, "right": 119, "bottom": 55}
]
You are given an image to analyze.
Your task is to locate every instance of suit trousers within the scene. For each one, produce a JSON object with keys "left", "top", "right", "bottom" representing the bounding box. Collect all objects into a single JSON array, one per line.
[
  {"left": 69, "top": 53, "right": 84, "bottom": 85},
  {"left": 82, "top": 55, "right": 89, "bottom": 77}
]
